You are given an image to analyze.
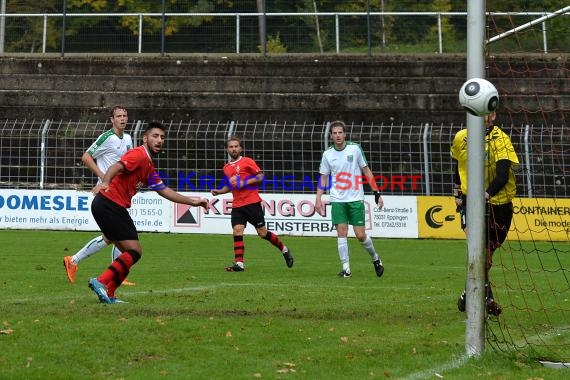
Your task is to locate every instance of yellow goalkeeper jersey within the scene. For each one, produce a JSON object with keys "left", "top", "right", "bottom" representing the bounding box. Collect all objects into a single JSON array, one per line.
[{"left": 450, "top": 125, "right": 519, "bottom": 205}]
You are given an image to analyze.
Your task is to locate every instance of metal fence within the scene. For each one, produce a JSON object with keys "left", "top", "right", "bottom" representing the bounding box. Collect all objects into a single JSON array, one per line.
[
  {"left": 0, "top": 11, "right": 568, "bottom": 55},
  {"left": 0, "top": 120, "right": 567, "bottom": 198}
]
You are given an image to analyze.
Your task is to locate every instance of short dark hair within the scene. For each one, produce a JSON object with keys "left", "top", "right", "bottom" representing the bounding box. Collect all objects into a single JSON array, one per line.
[
  {"left": 330, "top": 120, "right": 346, "bottom": 132},
  {"left": 110, "top": 105, "right": 127, "bottom": 118},
  {"left": 145, "top": 121, "right": 165, "bottom": 133},
  {"left": 226, "top": 135, "right": 242, "bottom": 147}
]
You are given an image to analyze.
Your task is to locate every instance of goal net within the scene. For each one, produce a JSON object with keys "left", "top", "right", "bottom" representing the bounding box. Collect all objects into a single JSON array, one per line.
[{"left": 484, "top": 6, "right": 570, "bottom": 364}]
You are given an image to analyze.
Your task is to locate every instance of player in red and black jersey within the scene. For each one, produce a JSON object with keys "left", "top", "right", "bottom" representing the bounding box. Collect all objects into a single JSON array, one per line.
[
  {"left": 211, "top": 136, "right": 294, "bottom": 272},
  {"left": 87, "top": 121, "right": 208, "bottom": 304}
]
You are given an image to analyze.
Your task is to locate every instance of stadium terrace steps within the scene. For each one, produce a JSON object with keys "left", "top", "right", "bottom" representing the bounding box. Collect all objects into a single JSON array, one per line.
[
  {"left": 0, "top": 54, "right": 567, "bottom": 125},
  {"left": 0, "top": 74, "right": 466, "bottom": 94}
]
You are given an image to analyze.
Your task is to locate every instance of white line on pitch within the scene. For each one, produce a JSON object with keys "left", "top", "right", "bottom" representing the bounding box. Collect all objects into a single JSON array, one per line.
[{"left": 401, "top": 354, "right": 469, "bottom": 380}]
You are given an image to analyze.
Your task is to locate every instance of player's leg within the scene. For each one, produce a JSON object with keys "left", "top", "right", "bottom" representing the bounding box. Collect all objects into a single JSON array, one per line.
[
  {"left": 226, "top": 223, "right": 246, "bottom": 271},
  {"left": 97, "top": 240, "right": 142, "bottom": 301},
  {"left": 483, "top": 246, "right": 501, "bottom": 316},
  {"left": 88, "top": 193, "right": 139, "bottom": 303},
  {"left": 332, "top": 202, "right": 351, "bottom": 277},
  {"left": 256, "top": 225, "right": 294, "bottom": 268},
  {"left": 248, "top": 203, "right": 293, "bottom": 268},
  {"left": 354, "top": 226, "right": 384, "bottom": 277},
  {"left": 111, "top": 244, "right": 121, "bottom": 261},
  {"left": 112, "top": 244, "right": 136, "bottom": 286},
  {"left": 336, "top": 224, "right": 351, "bottom": 277},
  {"left": 484, "top": 202, "right": 513, "bottom": 316},
  {"left": 484, "top": 205, "right": 495, "bottom": 304},
  {"left": 256, "top": 225, "right": 283, "bottom": 251},
  {"left": 225, "top": 207, "right": 247, "bottom": 271},
  {"left": 457, "top": 197, "right": 468, "bottom": 312},
  {"left": 63, "top": 234, "right": 111, "bottom": 283},
  {"left": 350, "top": 202, "right": 384, "bottom": 277}
]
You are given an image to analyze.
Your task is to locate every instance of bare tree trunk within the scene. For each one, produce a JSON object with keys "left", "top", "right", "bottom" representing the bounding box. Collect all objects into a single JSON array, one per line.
[
  {"left": 256, "top": 0, "right": 266, "bottom": 53},
  {"left": 313, "top": 0, "right": 323, "bottom": 53}
]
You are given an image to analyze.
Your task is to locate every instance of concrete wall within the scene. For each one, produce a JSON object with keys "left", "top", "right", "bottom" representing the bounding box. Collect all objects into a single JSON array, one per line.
[{"left": 0, "top": 53, "right": 567, "bottom": 125}]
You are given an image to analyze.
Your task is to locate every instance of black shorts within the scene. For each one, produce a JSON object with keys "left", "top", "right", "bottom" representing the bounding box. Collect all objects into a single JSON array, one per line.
[
  {"left": 487, "top": 202, "right": 514, "bottom": 250},
  {"left": 459, "top": 198, "right": 513, "bottom": 250},
  {"left": 231, "top": 202, "right": 265, "bottom": 229},
  {"left": 91, "top": 193, "right": 138, "bottom": 242}
]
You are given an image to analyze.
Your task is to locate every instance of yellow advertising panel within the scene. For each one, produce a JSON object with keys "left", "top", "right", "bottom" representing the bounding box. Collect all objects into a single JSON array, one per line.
[
  {"left": 418, "top": 196, "right": 570, "bottom": 242},
  {"left": 512, "top": 198, "right": 570, "bottom": 242},
  {"left": 417, "top": 196, "right": 464, "bottom": 239}
]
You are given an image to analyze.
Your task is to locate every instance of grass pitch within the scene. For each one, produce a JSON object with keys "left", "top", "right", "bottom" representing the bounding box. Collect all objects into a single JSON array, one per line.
[{"left": 0, "top": 230, "right": 567, "bottom": 379}]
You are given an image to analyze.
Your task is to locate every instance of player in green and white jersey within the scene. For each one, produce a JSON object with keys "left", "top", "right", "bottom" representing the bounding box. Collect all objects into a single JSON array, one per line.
[{"left": 315, "top": 120, "right": 385, "bottom": 278}]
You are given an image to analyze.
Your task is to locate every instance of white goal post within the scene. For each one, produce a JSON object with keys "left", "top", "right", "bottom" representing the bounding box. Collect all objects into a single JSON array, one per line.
[{"left": 465, "top": 2, "right": 570, "bottom": 359}]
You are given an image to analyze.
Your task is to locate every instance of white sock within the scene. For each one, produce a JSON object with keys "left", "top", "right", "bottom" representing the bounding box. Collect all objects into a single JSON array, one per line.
[
  {"left": 361, "top": 235, "right": 381, "bottom": 263},
  {"left": 111, "top": 245, "right": 122, "bottom": 262},
  {"left": 338, "top": 237, "right": 350, "bottom": 272},
  {"left": 72, "top": 235, "right": 108, "bottom": 265}
]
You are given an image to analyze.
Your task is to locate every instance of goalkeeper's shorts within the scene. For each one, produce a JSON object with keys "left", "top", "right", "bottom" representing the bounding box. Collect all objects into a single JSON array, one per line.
[{"left": 460, "top": 198, "right": 513, "bottom": 249}]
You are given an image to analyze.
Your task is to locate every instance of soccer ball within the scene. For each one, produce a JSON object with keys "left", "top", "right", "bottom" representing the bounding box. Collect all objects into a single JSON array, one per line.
[{"left": 458, "top": 78, "right": 499, "bottom": 116}]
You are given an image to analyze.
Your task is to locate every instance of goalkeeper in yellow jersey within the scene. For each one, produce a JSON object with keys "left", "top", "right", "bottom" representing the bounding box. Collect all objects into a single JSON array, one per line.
[{"left": 451, "top": 111, "right": 519, "bottom": 316}]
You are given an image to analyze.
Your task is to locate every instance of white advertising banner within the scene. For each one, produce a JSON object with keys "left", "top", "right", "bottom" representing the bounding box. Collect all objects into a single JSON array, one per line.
[
  {"left": 0, "top": 189, "right": 169, "bottom": 232},
  {"left": 127, "top": 192, "right": 171, "bottom": 232},
  {"left": 0, "top": 190, "right": 418, "bottom": 238},
  {"left": 371, "top": 195, "right": 419, "bottom": 238},
  {"left": 172, "top": 193, "right": 419, "bottom": 238}
]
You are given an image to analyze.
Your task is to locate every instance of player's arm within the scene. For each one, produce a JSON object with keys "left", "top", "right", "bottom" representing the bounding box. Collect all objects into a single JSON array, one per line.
[
  {"left": 224, "top": 171, "right": 263, "bottom": 191},
  {"left": 315, "top": 174, "right": 329, "bottom": 216},
  {"left": 485, "top": 159, "right": 511, "bottom": 200},
  {"left": 156, "top": 187, "right": 208, "bottom": 209},
  {"left": 92, "top": 161, "right": 125, "bottom": 194},
  {"left": 241, "top": 172, "right": 263, "bottom": 188},
  {"left": 452, "top": 159, "right": 463, "bottom": 211},
  {"left": 211, "top": 172, "right": 235, "bottom": 196},
  {"left": 82, "top": 151, "right": 105, "bottom": 180},
  {"left": 211, "top": 185, "right": 231, "bottom": 196},
  {"left": 362, "top": 166, "right": 384, "bottom": 209}
]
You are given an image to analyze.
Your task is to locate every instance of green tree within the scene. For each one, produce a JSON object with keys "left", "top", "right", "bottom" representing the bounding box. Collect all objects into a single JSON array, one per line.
[
  {"left": 66, "top": 0, "right": 220, "bottom": 37},
  {"left": 309, "top": 0, "right": 396, "bottom": 52},
  {"left": 483, "top": 0, "right": 569, "bottom": 52},
  {"left": 4, "top": 0, "right": 61, "bottom": 52},
  {"left": 3, "top": 1, "right": 568, "bottom": 53},
  {"left": 424, "top": 0, "right": 457, "bottom": 52}
]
